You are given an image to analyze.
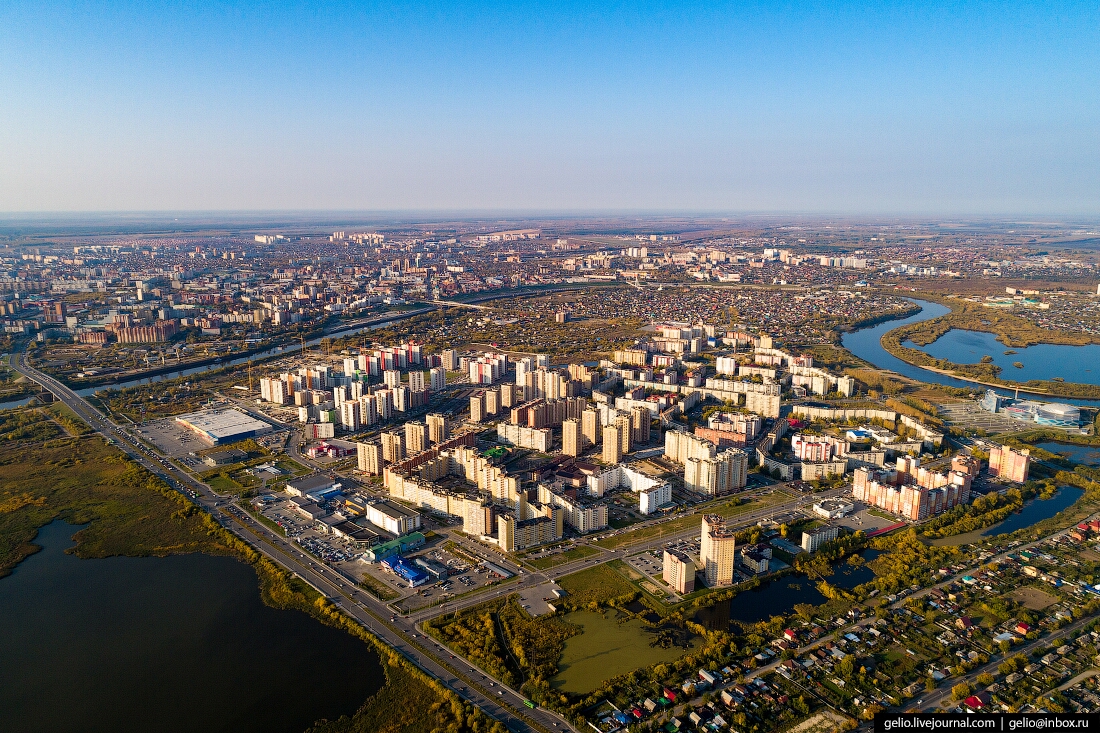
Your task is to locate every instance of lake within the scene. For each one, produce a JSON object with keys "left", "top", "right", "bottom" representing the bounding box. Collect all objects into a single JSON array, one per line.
[
  {"left": 930, "top": 486, "right": 1086, "bottom": 546},
  {"left": 841, "top": 299, "right": 1100, "bottom": 405},
  {"left": 550, "top": 610, "right": 698, "bottom": 694},
  {"left": 1034, "top": 441, "right": 1100, "bottom": 467},
  {"left": 693, "top": 550, "right": 880, "bottom": 630},
  {"left": 904, "top": 330, "right": 1100, "bottom": 386},
  {"left": 0, "top": 520, "right": 384, "bottom": 733}
]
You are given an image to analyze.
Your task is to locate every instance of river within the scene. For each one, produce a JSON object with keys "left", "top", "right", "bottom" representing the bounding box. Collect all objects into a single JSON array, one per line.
[
  {"left": 72, "top": 309, "right": 429, "bottom": 397},
  {"left": 929, "top": 486, "right": 1086, "bottom": 547},
  {"left": 904, "top": 329, "right": 1100, "bottom": 386},
  {"left": 0, "top": 520, "right": 384, "bottom": 733},
  {"left": 841, "top": 299, "right": 1100, "bottom": 405}
]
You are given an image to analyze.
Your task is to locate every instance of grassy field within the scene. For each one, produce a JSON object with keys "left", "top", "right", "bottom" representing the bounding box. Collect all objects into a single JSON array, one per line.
[
  {"left": 556, "top": 562, "right": 639, "bottom": 607},
  {"left": 524, "top": 544, "right": 603, "bottom": 570},
  {"left": 359, "top": 572, "right": 401, "bottom": 602},
  {"left": 594, "top": 490, "right": 793, "bottom": 550},
  {"left": 0, "top": 407, "right": 506, "bottom": 733},
  {"left": 0, "top": 423, "right": 237, "bottom": 578}
]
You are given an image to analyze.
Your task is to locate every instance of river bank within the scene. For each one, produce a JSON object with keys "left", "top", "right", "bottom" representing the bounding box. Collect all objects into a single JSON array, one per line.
[
  {"left": 841, "top": 299, "right": 1100, "bottom": 403},
  {"left": 876, "top": 297, "right": 1100, "bottom": 400}
]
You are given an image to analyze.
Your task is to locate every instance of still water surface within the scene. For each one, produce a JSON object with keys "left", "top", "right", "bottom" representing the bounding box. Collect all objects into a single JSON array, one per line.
[
  {"left": 0, "top": 520, "right": 384, "bottom": 733},
  {"left": 1035, "top": 442, "right": 1100, "bottom": 466},
  {"left": 694, "top": 550, "right": 880, "bottom": 631},
  {"left": 904, "top": 329, "right": 1100, "bottom": 386},
  {"left": 930, "top": 486, "right": 1086, "bottom": 546},
  {"left": 840, "top": 300, "right": 1100, "bottom": 404}
]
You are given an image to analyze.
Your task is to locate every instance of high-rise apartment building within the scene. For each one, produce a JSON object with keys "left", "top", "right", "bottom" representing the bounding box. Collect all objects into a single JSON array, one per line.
[
  {"left": 664, "top": 429, "right": 717, "bottom": 464},
  {"left": 801, "top": 524, "right": 839, "bottom": 552},
  {"left": 684, "top": 449, "right": 748, "bottom": 496},
  {"left": 429, "top": 366, "right": 447, "bottom": 391},
  {"left": 374, "top": 389, "right": 394, "bottom": 421},
  {"left": 357, "top": 441, "right": 383, "bottom": 475},
  {"left": 562, "top": 418, "right": 582, "bottom": 457},
  {"left": 392, "top": 385, "right": 410, "bottom": 412},
  {"left": 989, "top": 444, "right": 1030, "bottom": 483},
  {"left": 440, "top": 349, "right": 459, "bottom": 371},
  {"left": 408, "top": 371, "right": 426, "bottom": 392},
  {"left": 484, "top": 388, "right": 500, "bottom": 417},
  {"left": 358, "top": 395, "right": 377, "bottom": 426},
  {"left": 631, "top": 406, "right": 651, "bottom": 445},
  {"left": 339, "top": 400, "right": 360, "bottom": 431},
  {"left": 700, "top": 514, "right": 736, "bottom": 587},
  {"left": 582, "top": 408, "right": 601, "bottom": 447},
  {"left": 663, "top": 549, "right": 696, "bottom": 594},
  {"left": 405, "top": 421, "right": 428, "bottom": 455},
  {"left": 383, "top": 369, "right": 402, "bottom": 389},
  {"left": 470, "top": 394, "right": 485, "bottom": 422},
  {"left": 381, "top": 431, "right": 405, "bottom": 463},
  {"left": 614, "top": 414, "right": 633, "bottom": 454},
  {"left": 602, "top": 425, "right": 623, "bottom": 464},
  {"left": 426, "top": 413, "right": 449, "bottom": 444}
]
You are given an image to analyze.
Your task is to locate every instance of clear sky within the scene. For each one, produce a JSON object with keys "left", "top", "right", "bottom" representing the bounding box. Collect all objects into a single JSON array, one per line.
[{"left": 1, "top": 1, "right": 1097, "bottom": 215}]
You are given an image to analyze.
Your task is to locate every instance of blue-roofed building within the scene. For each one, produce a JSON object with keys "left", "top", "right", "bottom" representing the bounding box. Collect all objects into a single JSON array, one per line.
[{"left": 380, "top": 555, "right": 429, "bottom": 587}]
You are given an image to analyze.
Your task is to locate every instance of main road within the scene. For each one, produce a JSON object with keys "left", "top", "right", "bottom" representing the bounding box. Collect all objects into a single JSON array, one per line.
[{"left": 11, "top": 352, "right": 573, "bottom": 733}]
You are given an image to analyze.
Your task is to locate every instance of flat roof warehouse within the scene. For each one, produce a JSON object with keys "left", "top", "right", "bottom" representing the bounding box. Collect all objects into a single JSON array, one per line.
[{"left": 175, "top": 408, "right": 273, "bottom": 446}]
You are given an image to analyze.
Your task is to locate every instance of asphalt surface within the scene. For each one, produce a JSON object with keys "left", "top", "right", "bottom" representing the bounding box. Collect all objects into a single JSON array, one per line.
[{"left": 12, "top": 352, "right": 572, "bottom": 733}]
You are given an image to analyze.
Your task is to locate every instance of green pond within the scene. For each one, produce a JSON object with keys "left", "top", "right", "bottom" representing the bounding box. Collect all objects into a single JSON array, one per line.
[{"left": 549, "top": 611, "right": 696, "bottom": 695}]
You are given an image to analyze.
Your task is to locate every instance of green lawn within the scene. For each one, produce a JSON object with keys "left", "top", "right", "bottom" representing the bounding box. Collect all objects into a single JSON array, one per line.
[
  {"left": 557, "top": 562, "right": 639, "bottom": 606},
  {"left": 525, "top": 544, "right": 602, "bottom": 570}
]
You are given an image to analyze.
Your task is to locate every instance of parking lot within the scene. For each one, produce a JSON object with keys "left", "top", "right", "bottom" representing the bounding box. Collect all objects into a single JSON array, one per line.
[
  {"left": 935, "top": 400, "right": 1037, "bottom": 435},
  {"left": 515, "top": 581, "right": 562, "bottom": 616},
  {"left": 397, "top": 549, "right": 513, "bottom": 613},
  {"left": 830, "top": 502, "right": 904, "bottom": 533},
  {"left": 134, "top": 417, "right": 209, "bottom": 461}
]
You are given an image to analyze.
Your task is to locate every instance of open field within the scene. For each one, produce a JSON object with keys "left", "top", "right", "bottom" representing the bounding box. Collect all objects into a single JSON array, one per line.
[
  {"left": 524, "top": 544, "right": 602, "bottom": 570},
  {"left": 1006, "top": 586, "right": 1059, "bottom": 611},
  {"left": 556, "top": 563, "right": 639, "bottom": 606}
]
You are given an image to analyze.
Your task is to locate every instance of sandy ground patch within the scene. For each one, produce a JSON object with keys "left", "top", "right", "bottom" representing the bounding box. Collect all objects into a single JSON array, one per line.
[{"left": 1007, "top": 586, "right": 1059, "bottom": 611}]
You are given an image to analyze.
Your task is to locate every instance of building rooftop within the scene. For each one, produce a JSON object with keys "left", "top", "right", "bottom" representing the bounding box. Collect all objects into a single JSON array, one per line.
[
  {"left": 370, "top": 499, "right": 420, "bottom": 520},
  {"left": 287, "top": 473, "right": 339, "bottom": 492},
  {"left": 175, "top": 408, "right": 272, "bottom": 443}
]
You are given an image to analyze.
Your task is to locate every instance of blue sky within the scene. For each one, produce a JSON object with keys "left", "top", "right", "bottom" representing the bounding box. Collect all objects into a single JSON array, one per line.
[{"left": 1, "top": 1, "right": 1097, "bottom": 214}]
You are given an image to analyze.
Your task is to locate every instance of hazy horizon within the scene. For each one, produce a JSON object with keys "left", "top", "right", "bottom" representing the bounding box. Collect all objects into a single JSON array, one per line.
[{"left": 3, "top": 1, "right": 1098, "bottom": 215}]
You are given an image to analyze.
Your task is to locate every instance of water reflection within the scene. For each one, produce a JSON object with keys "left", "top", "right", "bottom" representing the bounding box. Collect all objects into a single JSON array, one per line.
[
  {"left": 694, "top": 550, "right": 880, "bottom": 630},
  {"left": 0, "top": 520, "right": 384, "bottom": 733}
]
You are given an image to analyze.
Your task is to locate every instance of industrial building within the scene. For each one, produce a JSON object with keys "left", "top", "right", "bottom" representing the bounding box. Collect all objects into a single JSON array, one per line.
[
  {"left": 174, "top": 408, "right": 272, "bottom": 446},
  {"left": 285, "top": 473, "right": 341, "bottom": 500},
  {"left": 366, "top": 500, "right": 422, "bottom": 536},
  {"left": 380, "top": 555, "right": 429, "bottom": 587}
]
